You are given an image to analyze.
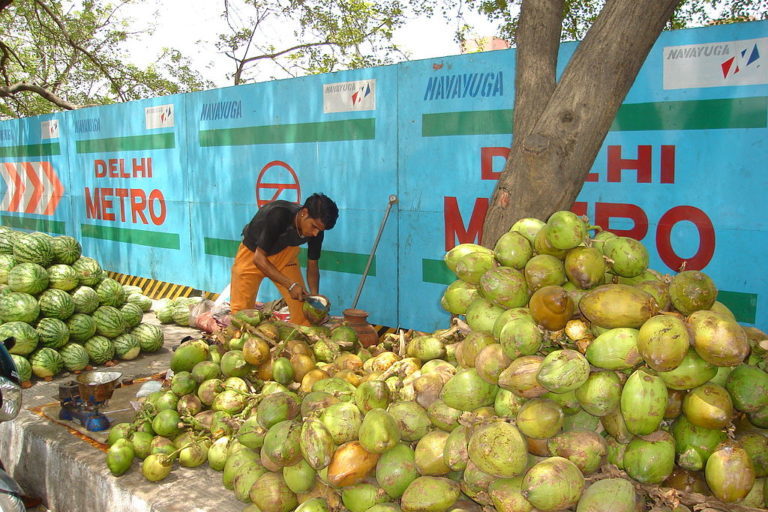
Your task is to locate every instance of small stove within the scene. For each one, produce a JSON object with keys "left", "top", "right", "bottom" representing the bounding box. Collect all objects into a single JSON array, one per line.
[{"left": 58, "top": 371, "right": 122, "bottom": 432}]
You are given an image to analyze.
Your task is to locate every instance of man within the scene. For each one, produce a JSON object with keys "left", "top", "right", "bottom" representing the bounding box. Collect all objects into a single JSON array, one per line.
[{"left": 229, "top": 193, "right": 339, "bottom": 325}]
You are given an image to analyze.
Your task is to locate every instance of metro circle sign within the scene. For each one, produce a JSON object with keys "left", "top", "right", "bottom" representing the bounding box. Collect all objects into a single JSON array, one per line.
[{"left": 256, "top": 161, "right": 301, "bottom": 207}]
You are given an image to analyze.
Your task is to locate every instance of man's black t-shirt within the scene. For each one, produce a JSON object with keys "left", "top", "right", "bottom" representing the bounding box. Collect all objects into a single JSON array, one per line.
[{"left": 241, "top": 200, "right": 323, "bottom": 260}]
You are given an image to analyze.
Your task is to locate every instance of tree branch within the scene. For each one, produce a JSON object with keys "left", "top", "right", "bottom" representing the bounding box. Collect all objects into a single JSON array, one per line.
[
  {"left": 0, "top": 82, "right": 80, "bottom": 110},
  {"left": 32, "top": 0, "right": 128, "bottom": 101}
]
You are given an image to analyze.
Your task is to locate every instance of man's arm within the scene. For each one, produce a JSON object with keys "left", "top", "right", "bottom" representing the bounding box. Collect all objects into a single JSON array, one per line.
[
  {"left": 252, "top": 248, "right": 306, "bottom": 300},
  {"left": 306, "top": 259, "right": 320, "bottom": 295}
]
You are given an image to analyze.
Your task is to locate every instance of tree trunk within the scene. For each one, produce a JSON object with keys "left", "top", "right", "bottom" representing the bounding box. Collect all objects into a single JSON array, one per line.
[{"left": 482, "top": 0, "right": 681, "bottom": 247}]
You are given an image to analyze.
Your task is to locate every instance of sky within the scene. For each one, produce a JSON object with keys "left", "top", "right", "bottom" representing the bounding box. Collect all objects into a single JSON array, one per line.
[{"left": 125, "top": 0, "right": 501, "bottom": 89}]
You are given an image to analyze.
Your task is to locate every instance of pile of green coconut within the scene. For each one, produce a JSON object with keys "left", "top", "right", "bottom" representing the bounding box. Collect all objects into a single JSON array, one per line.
[{"left": 104, "top": 210, "right": 768, "bottom": 512}]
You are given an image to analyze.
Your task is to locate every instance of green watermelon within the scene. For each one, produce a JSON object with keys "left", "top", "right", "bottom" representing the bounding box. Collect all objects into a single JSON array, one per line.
[
  {"left": 92, "top": 306, "right": 125, "bottom": 338},
  {"left": 38, "top": 288, "right": 75, "bottom": 320},
  {"left": 122, "top": 285, "right": 143, "bottom": 295},
  {"left": 155, "top": 300, "right": 174, "bottom": 324},
  {"left": 120, "top": 303, "right": 144, "bottom": 328},
  {"left": 113, "top": 333, "right": 140, "bottom": 360},
  {"left": 70, "top": 285, "right": 100, "bottom": 314},
  {"left": 13, "top": 233, "right": 55, "bottom": 266},
  {"left": 29, "top": 347, "right": 63, "bottom": 378},
  {"left": 84, "top": 335, "right": 115, "bottom": 364},
  {"left": 72, "top": 257, "right": 103, "bottom": 286},
  {"left": 67, "top": 313, "right": 97, "bottom": 342},
  {"left": 127, "top": 293, "right": 152, "bottom": 312},
  {"left": 35, "top": 317, "right": 69, "bottom": 349},
  {"left": 51, "top": 236, "right": 82, "bottom": 265},
  {"left": 0, "top": 321, "right": 38, "bottom": 355},
  {"left": 0, "top": 284, "right": 10, "bottom": 297},
  {"left": 0, "top": 254, "right": 16, "bottom": 284},
  {"left": 7, "top": 262, "right": 49, "bottom": 294},
  {"left": 0, "top": 230, "right": 18, "bottom": 255},
  {"left": 96, "top": 278, "right": 126, "bottom": 307},
  {"left": 10, "top": 354, "right": 31, "bottom": 383},
  {"left": 132, "top": 323, "right": 164, "bottom": 353},
  {"left": 171, "top": 302, "right": 191, "bottom": 326},
  {"left": 59, "top": 343, "right": 90, "bottom": 372},
  {"left": 0, "top": 292, "right": 40, "bottom": 323},
  {"left": 46, "top": 264, "right": 79, "bottom": 291}
]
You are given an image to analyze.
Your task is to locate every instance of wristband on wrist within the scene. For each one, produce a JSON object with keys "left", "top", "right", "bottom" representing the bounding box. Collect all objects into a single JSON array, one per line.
[{"left": 288, "top": 282, "right": 298, "bottom": 291}]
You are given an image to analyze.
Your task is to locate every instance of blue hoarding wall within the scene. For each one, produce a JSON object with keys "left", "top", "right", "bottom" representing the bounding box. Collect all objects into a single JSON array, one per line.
[{"left": 0, "top": 21, "right": 766, "bottom": 332}]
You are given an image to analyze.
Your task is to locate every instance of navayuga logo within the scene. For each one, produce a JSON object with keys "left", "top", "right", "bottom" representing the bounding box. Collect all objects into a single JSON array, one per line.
[
  {"left": 721, "top": 43, "right": 761, "bottom": 78},
  {"left": 663, "top": 37, "right": 768, "bottom": 90}
]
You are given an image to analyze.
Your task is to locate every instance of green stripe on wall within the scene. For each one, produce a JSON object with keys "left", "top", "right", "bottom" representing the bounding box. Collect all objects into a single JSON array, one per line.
[
  {"left": 1, "top": 215, "right": 66, "bottom": 234},
  {"left": 717, "top": 290, "right": 758, "bottom": 324},
  {"left": 422, "top": 258, "right": 454, "bottom": 285},
  {"left": 611, "top": 97, "right": 768, "bottom": 131},
  {"left": 76, "top": 133, "right": 176, "bottom": 153},
  {"left": 81, "top": 224, "right": 180, "bottom": 249},
  {"left": 422, "top": 110, "right": 513, "bottom": 136},
  {"left": 203, "top": 237, "right": 373, "bottom": 275},
  {"left": 204, "top": 237, "right": 240, "bottom": 258},
  {"left": 199, "top": 119, "right": 375, "bottom": 147},
  {"left": 422, "top": 97, "right": 767, "bottom": 137},
  {"left": 298, "top": 248, "right": 374, "bottom": 276},
  {"left": 0, "top": 143, "right": 61, "bottom": 157}
]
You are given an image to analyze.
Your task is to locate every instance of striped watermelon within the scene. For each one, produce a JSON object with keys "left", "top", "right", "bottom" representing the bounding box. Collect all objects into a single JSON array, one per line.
[
  {"left": 59, "top": 343, "right": 90, "bottom": 372},
  {"left": 96, "top": 278, "right": 126, "bottom": 307},
  {"left": 72, "top": 257, "right": 104, "bottom": 286},
  {"left": 127, "top": 293, "right": 152, "bottom": 312},
  {"left": 122, "top": 285, "right": 143, "bottom": 295},
  {"left": 47, "top": 264, "right": 79, "bottom": 291},
  {"left": 30, "top": 347, "right": 63, "bottom": 378},
  {"left": 120, "top": 303, "right": 144, "bottom": 328},
  {"left": 7, "top": 262, "right": 49, "bottom": 294},
  {"left": 92, "top": 305, "right": 125, "bottom": 338},
  {"left": 70, "top": 285, "right": 100, "bottom": 314},
  {"left": 0, "top": 254, "right": 16, "bottom": 284},
  {"left": 51, "top": 236, "right": 82, "bottom": 265},
  {"left": 13, "top": 233, "right": 55, "bottom": 267},
  {"left": 35, "top": 317, "right": 70, "bottom": 349},
  {"left": 84, "top": 335, "right": 115, "bottom": 364},
  {"left": 67, "top": 313, "right": 97, "bottom": 342},
  {"left": 132, "top": 323, "right": 164, "bottom": 353},
  {"left": 38, "top": 288, "right": 75, "bottom": 320},
  {"left": 0, "top": 291, "right": 40, "bottom": 323},
  {"left": 0, "top": 284, "right": 10, "bottom": 297},
  {"left": 0, "top": 321, "right": 38, "bottom": 355},
  {"left": 155, "top": 300, "right": 174, "bottom": 324},
  {"left": 113, "top": 333, "right": 140, "bottom": 360},
  {"left": 10, "top": 354, "right": 31, "bottom": 382},
  {"left": 0, "top": 230, "right": 18, "bottom": 255},
  {"left": 171, "top": 301, "right": 191, "bottom": 326}
]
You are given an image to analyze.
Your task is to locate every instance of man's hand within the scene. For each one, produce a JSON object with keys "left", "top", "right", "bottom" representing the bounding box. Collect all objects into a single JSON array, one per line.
[{"left": 288, "top": 282, "right": 307, "bottom": 301}]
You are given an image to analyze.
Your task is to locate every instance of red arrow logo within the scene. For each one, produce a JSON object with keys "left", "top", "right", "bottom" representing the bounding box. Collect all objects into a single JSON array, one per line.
[{"left": 1, "top": 162, "right": 64, "bottom": 215}]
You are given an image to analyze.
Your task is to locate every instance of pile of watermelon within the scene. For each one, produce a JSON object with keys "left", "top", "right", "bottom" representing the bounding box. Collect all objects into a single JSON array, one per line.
[
  {"left": 0, "top": 226, "right": 165, "bottom": 385},
  {"left": 155, "top": 296, "right": 205, "bottom": 327}
]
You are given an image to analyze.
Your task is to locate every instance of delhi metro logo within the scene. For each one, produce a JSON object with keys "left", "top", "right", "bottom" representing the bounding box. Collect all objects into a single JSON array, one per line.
[
  {"left": 255, "top": 161, "right": 301, "bottom": 207},
  {"left": 721, "top": 43, "right": 760, "bottom": 78},
  {"left": 0, "top": 162, "right": 65, "bottom": 215}
]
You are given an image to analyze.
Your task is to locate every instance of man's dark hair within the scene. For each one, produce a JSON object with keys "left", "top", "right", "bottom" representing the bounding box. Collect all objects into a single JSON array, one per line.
[{"left": 304, "top": 193, "right": 339, "bottom": 230}]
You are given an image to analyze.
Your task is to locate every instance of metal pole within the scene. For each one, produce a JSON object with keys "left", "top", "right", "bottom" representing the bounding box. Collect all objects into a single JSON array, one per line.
[{"left": 351, "top": 194, "right": 398, "bottom": 309}]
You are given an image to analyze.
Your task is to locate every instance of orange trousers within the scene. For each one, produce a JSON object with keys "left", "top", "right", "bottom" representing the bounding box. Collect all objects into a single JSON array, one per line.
[{"left": 229, "top": 243, "right": 309, "bottom": 325}]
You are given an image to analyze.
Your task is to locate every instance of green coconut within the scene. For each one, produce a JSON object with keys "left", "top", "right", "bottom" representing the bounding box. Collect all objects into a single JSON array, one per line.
[
  {"left": 546, "top": 211, "right": 587, "bottom": 250},
  {"left": 376, "top": 443, "right": 419, "bottom": 499},
  {"left": 510, "top": 218, "right": 545, "bottom": 244},
  {"left": 579, "top": 284, "right": 657, "bottom": 329},
  {"left": 479, "top": 266, "right": 529, "bottom": 309},
  {"left": 564, "top": 246, "right": 606, "bottom": 290},
  {"left": 688, "top": 310, "right": 750, "bottom": 367},
  {"left": 536, "top": 349, "right": 590, "bottom": 393},
  {"left": 637, "top": 314, "right": 690, "bottom": 372},
  {"left": 620, "top": 367, "right": 668, "bottom": 436},
  {"left": 603, "top": 236, "right": 649, "bottom": 278},
  {"left": 575, "top": 371, "right": 622, "bottom": 417},
  {"left": 705, "top": 441, "right": 756, "bottom": 503},
  {"left": 585, "top": 327, "right": 643, "bottom": 370},
  {"left": 441, "top": 280, "right": 481, "bottom": 315},
  {"left": 623, "top": 431, "right": 676, "bottom": 484},
  {"left": 669, "top": 270, "right": 718, "bottom": 315},
  {"left": 494, "top": 231, "right": 533, "bottom": 270},
  {"left": 440, "top": 368, "right": 497, "bottom": 411},
  {"left": 401, "top": 477, "right": 460, "bottom": 512},
  {"left": 576, "top": 478, "right": 636, "bottom": 512},
  {"left": 467, "top": 421, "right": 528, "bottom": 478},
  {"left": 522, "top": 457, "right": 585, "bottom": 511}
]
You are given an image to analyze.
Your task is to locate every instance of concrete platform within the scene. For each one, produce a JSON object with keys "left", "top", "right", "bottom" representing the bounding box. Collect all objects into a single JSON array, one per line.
[{"left": 0, "top": 313, "right": 249, "bottom": 512}]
